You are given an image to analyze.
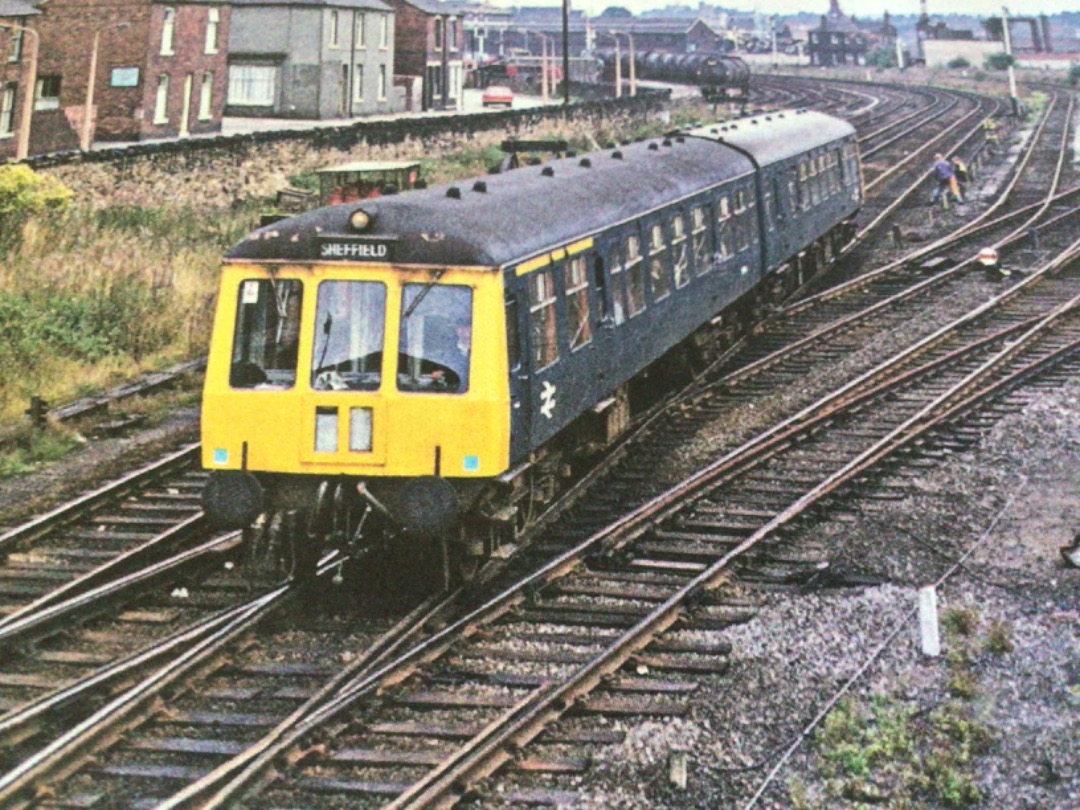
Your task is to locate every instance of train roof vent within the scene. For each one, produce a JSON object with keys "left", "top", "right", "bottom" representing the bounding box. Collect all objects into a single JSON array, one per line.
[
  {"left": 472, "top": 180, "right": 488, "bottom": 193},
  {"left": 648, "top": 143, "right": 659, "bottom": 151},
  {"left": 662, "top": 139, "right": 673, "bottom": 146},
  {"left": 566, "top": 150, "right": 577, "bottom": 157},
  {"left": 751, "top": 119, "right": 759, "bottom": 125},
  {"left": 709, "top": 128, "right": 719, "bottom": 134},
  {"left": 381, "top": 183, "right": 399, "bottom": 194},
  {"left": 676, "top": 136, "right": 685, "bottom": 143},
  {"left": 612, "top": 150, "right": 624, "bottom": 160},
  {"left": 579, "top": 157, "right": 592, "bottom": 168},
  {"left": 541, "top": 166, "right": 555, "bottom": 176},
  {"left": 778, "top": 112, "right": 785, "bottom": 118},
  {"left": 446, "top": 186, "right": 462, "bottom": 199}
]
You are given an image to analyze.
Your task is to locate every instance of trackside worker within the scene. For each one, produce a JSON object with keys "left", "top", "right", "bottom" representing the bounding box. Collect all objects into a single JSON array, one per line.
[{"left": 930, "top": 154, "right": 962, "bottom": 206}]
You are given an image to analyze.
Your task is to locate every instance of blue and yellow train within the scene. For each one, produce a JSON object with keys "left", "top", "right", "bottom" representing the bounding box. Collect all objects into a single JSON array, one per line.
[{"left": 201, "top": 109, "right": 862, "bottom": 585}]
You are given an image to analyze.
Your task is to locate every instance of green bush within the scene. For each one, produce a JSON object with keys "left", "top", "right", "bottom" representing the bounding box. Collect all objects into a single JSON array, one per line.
[
  {"left": 0, "top": 165, "right": 72, "bottom": 217},
  {"left": 948, "top": 57, "right": 971, "bottom": 69},
  {"left": 985, "top": 52, "right": 1016, "bottom": 71},
  {"left": 0, "top": 166, "right": 72, "bottom": 251},
  {"left": 866, "top": 47, "right": 898, "bottom": 69},
  {"left": 1069, "top": 64, "right": 1080, "bottom": 87}
]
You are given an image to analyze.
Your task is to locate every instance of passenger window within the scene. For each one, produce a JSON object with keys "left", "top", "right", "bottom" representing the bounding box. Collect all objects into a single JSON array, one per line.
[
  {"left": 592, "top": 254, "right": 612, "bottom": 324},
  {"left": 691, "top": 206, "right": 712, "bottom": 274},
  {"left": 649, "top": 222, "right": 670, "bottom": 300},
  {"left": 564, "top": 255, "right": 592, "bottom": 350},
  {"left": 671, "top": 214, "right": 690, "bottom": 288},
  {"left": 608, "top": 245, "right": 627, "bottom": 325},
  {"left": 625, "top": 233, "right": 647, "bottom": 317},
  {"left": 717, "top": 196, "right": 733, "bottom": 260},
  {"left": 231, "top": 278, "right": 303, "bottom": 389},
  {"left": 734, "top": 189, "right": 750, "bottom": 253},
  {"left": 397, "top": 283, "right": 472, "bottom": 394},
  {"left": 311, "top": 280, "right": 386, "bottom": 391},
  {"left": 528, "top": 268, "right": 559, "bottom": 369}
]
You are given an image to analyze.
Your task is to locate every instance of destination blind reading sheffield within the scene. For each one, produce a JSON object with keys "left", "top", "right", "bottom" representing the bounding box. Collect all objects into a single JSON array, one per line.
[{"left": 319, "top": 238, "right": 394, "bottom": 260}]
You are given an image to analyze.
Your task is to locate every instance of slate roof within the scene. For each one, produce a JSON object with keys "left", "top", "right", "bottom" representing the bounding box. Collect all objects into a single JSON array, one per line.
[{"left": 0, "top": 0, "right": 38, "bottom": 18}]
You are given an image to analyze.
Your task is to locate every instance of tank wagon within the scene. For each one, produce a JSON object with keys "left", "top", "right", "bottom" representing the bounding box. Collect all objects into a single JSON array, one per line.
[
  {"left": 598, "top": 50, "right": 750, "bottom": 101},
  {"left": 201, "top": 109, "right": 861, "bottom": 588}
]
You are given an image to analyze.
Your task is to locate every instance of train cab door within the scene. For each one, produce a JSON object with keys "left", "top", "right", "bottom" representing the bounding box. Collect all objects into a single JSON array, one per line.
[{"left": 505, "top": 290, "right": 531, "bottom": 462}]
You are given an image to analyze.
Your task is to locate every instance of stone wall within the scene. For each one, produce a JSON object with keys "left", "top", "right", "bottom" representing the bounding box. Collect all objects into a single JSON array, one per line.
[{"left": 34, "top": 92, "right": 670, "bottom": 210}]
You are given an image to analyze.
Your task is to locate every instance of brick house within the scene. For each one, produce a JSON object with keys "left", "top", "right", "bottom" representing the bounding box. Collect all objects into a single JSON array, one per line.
[
  {"left": 384, "top": 0, "right": 463, "bottom": 111},
  {"left": 0, "top": 0, "right": 231, "bottom": 157},
  {"left": 227, "top": 0, "right": 404, "bottom": 120},
  {"left": 0, "top": 0, "right": 39, "bottom": 159}
]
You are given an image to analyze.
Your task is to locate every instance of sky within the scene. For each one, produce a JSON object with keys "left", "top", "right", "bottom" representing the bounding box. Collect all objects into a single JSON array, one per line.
[{"left": 501, "top": 1, "right": 1080, "bottom": 19}]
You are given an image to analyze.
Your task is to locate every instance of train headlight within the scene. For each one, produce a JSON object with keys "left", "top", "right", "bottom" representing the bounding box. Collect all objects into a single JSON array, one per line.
[
  {"left": 350, "top": 408, "right": 373, "bottom": 452},
  {"left": 315, "top": 407, "right": 339, "bottom": 453},
  {"left": 349, "top": 209, "right": 372, "bottom": 232}
]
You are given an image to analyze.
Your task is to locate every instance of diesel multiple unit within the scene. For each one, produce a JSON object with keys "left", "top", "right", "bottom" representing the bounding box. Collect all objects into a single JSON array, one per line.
[{"left": 200, "top": 109, "right": 862, "bottom": 586}]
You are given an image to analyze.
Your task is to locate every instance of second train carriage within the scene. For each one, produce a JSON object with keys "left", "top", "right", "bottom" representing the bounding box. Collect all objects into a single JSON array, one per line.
[{"left": 200, "top": 109, "right": 861, "bottom": 586}]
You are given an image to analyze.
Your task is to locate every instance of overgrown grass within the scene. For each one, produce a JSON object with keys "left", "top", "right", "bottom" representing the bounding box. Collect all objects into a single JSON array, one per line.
[
  {"left": 0, "top": 202, "right": 255, "bottom": 419},
  {"left": 0, "top": 426, "right": 82, "bottom": 478},
  {"left": 807, "top": 695, "right": 992, "bottom": 808},
  {"left": 797, "top": 610, "right": 1014, "bottom": 808}
]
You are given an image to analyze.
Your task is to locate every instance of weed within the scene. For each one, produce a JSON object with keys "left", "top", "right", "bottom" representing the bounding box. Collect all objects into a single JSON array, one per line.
[
  {"left": 813, "top": 696, "right": 991, "bottom": 808},
  {"left": 948, "top": 669, "right": 979, "bottom": 700},
  {"left": 942, "top": 606, "right": 979, "bottom": 636},
  {"left": 0, "top": 426, "right": 80, "bottom": 481},
  {"left": 985, "top": 620, "right": 1014, "bottom": 654}
]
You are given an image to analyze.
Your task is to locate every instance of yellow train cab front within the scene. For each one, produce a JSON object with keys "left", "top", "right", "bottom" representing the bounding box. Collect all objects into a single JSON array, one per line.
[{"left": 201, "top": 261, "right": 511, "bottom": 481}]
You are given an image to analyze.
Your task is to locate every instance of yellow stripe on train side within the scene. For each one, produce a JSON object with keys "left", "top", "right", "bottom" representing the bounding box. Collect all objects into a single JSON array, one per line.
[
  {"left": 514, "top": 237, "right": 595, "bottom": 276},
  {"left": 515, "top": 254, "right": 551, "bottom": 276}
]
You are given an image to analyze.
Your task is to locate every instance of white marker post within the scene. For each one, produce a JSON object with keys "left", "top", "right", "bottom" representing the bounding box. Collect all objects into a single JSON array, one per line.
[{"left": 919, "top": 586, "right": 941, "bottom": 657}]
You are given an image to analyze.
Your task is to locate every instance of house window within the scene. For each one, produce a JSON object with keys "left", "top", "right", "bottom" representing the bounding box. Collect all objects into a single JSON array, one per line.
[
  {"left": 0, "top": 84, "right": 14, "bottom": 136},
  {"left": 330, "top": 11, "right": 340, "bottom": 47},
  {"left": 379, "top": 15, "right": 389, "bottom": 48},
  {"left": 449, "top": 19, "right": 458, "bottom": 50},
  {"left": 528, "top": 268, "right": 559, "bottom": 370},
  {"left": 378, "top": 64, "right": 387, "bottom": 100},
  {"left": 353, "top": 64, "right": 364, "bottom": 102},
  {"left": 564, "top": 255, "right": 591, "bottom": 350},
  {"left": 34, "top": 76, "right": 60, "bottom": 111},
  {"left": 8, "top": 25, "right": 22, "bottom": 63},
  {"left": 161, "top": 7, "right": 176, "bottom": 55},
  {"left": 355, "top": 14, "right": 366, "bottom": 48},
  {"left": 198, "top": 71, "right": 213, "bottom": 119},
  {"left": 434, "top": 18, "right": 443, "bottom": 50},
  {"left": 153, "top": 74, "right": 170, "bottom": 123},
  {"left": 205, "top": 8, "right": 220, "bottom": 54},
  {"left": 228, "top": 64, "right": 276, "bottom": 105}
]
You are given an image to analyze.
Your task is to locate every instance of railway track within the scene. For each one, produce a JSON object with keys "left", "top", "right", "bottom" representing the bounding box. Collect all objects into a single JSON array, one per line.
[
  {"left": 110, "top": 238, "right": 1080, "bottom": 810},
  {"left": 0, "top": 79, "right": 1062, "bottom": 807},
  {"left": 0, "top": 444, "right": 206, "bottom": 626}
]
